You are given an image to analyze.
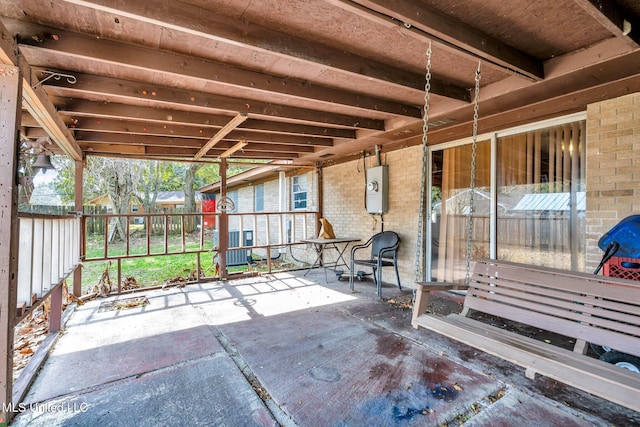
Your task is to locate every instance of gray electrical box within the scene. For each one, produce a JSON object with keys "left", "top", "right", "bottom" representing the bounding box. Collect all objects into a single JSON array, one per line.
[{"left": 366, "top": 165, "right": 389, "bottom": 214}]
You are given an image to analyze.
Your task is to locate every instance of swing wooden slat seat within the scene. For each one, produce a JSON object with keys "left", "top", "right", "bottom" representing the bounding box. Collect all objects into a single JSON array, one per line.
[{"left": 411, "top": 258, "right": 640, "bottom": 412}]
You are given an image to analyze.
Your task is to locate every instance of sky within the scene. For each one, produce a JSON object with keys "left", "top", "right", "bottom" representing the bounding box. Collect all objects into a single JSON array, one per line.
[
  {"left": 30, "top": 170, "right": 62, "bottom": 205},
  {"left": 32, "top": 169, "right": 58, "bottom": 185}
]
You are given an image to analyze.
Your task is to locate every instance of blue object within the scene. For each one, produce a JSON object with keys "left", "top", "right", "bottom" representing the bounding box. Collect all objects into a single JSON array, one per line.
[{"left": 598, "top": 215, "right": 640, "bottom": 258}]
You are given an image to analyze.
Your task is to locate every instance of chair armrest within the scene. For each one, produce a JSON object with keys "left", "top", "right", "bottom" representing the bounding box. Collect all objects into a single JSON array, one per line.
[{"left": 350, "top": 236, "right": 374, "bottom": 257}]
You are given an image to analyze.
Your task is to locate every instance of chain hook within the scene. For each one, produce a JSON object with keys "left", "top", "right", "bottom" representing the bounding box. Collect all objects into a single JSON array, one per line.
[
  {"left": 465, "top": 62, "right": 482, "bottom": 286},
  {"left": 414, "top": 41, "right": 432, "bottom": 284}
]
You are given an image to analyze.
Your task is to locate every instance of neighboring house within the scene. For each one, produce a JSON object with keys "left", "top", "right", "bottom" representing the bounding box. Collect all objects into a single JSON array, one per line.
[
  {"left": 86, "top": 191, "right": 202, "bottom": 213},
  {"left": 200, "top": 168, "right": 318, "bottom": 266},
  {"left": 86, "top": 194, "right": 114, "bottom": 211},
  {"left": 154, "top": 191, "right": 202, "bottom": 212},
  {"left": 200, "top": 168, "right": 315, "bottom": 214}
]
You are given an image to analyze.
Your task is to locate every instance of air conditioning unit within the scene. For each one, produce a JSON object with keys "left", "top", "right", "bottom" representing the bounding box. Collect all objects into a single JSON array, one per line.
[{"left": 213, "top": 230, "right": 254, "bottom": 266}]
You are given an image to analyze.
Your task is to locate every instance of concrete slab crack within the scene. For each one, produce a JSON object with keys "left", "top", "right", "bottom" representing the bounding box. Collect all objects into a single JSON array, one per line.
[
  {"left": 191, "top": 302, "right": 298, "bottom": 427},
  {"left": 440, "top": 384, "right": 509, "bottom": 426}
]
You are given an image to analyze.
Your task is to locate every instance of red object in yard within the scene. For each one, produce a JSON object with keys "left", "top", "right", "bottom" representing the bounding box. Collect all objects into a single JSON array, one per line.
[
  {"left": 202, "top": 194, "right": 216, "bottom": 229},
  {"left": 603, "top": 256, "right": 640, "bottom": 282}
]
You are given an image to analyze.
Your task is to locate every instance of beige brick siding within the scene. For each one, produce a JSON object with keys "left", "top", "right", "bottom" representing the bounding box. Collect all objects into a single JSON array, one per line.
[
  {"left": 323, "top": 91, "right": 640, "bottom": 283},
  {"left": 219, "top": 171, "right": 318, "bottom": 265},
  {"left": 210, "top": 91, "right": 640, "bottom": 280},
  {"left": 585, "top": 92, "right": 640, "bottom": 271},
  {"left": 323, "top": 148, "right": 423, "bottom": 287}
]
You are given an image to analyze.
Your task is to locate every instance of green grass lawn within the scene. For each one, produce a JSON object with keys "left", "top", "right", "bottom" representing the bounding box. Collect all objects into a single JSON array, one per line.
[
  {"left": 76, "top": 230, "right": 272, "bottom": 294},
  {"left": 79, "top": 253, "right": 219, "bottom": 294},
  {"left": 78, "top": 230, "right": 218, "bottom": 293}
]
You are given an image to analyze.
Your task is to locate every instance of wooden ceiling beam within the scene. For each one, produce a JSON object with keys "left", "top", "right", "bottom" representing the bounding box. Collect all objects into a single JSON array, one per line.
[
  {"left": 75, "top": 132, "right": 316, "bottom": 154},
  {"left": 76, "top": 132, "right": 203, "bottom": 148},
  {"left": 42, "top": 72, "right": 386, "bottom": 130},
  {"left": 66, "top": 117, "right": 335, "bottom": 147},
  {"left": 220, "top": 140, "right": 249, "bottom": 159},
  {"left": 332, "top": 0, "right": 544, "bottom": 80},
  {"left": 80, "top": 143, "right": 298, "bottom": 160},
  {"left": 242, "top": 143, "right": 314, "bottom": 154},
  {"left": 194, "top": 113, "right": 247, "bottom": 160},
  {"left": 79, "top": 143, "right": 145, "bottom": 156},
  {"left": 10, "top": 22, "right": 422, "bottom": 118},
  {"left": 0, "top": 21, "right": 82, "bottom": 160},
  {"left": 58, "top": 100, "right": 357, "bottom": 139},
  {"left": 20, "top": 111, "right": 39, "bottom": 127},
  {"left": 143, "top": 146, "right": 299, "bottom": 160},
  {"left": 573, "top": 0, "right": 640, "bottom": 47},
  {"left": 227, "top": 131, "right": 332, "bottom": 147},
  {"left": 60, "top": 0, "right": 469, "bottom": 102},
  {"left": 239, "top": 120, "right": 356, "bottom": 140}
]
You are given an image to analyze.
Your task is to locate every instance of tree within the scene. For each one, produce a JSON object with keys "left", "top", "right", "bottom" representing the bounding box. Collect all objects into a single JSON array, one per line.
[
  {"left": 135, "top": 160, "right": 164, "bottom": 216},
  {"left": 182, "top": 163, "right": 200, "bottom": 232},
  {"left": 52, "top": 157, "right": 225, "bottom": 239},
  {"left": 184, "top": 163, "right": 200, "bottom": 213},
  {"left": 101, "top": 159, "right": 140, "bottom": 242},
  {"left": 53, "top": 155, "right": 103, "bottom": 205},
  {"left": 195, "top": 163, "right": 220, "bottom": 189},
  {"left": 17, "top": 147, "right": 35, "bottom": 207}
]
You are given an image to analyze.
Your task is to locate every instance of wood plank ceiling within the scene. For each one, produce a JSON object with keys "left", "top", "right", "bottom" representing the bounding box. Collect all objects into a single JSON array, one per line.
[{"left": 1, "top": 0, "right": 640, "bottom": 166}]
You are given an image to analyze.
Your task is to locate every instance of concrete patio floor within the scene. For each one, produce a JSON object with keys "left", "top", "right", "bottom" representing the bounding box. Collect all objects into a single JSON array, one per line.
[{"left": 10, "top": 268, "right": 640, "bottom": 426}]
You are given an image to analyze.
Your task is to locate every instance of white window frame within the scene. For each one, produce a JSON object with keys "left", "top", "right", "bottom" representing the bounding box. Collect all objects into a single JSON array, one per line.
[
  {"left": 425, "top": 111, "right": 587, "bottom": 280},
  {"left": 255, "top": 184, "right": 264, "bottom": 212},
  {"left": 292, "top": 175, "right": 307, "bottom": 210}
]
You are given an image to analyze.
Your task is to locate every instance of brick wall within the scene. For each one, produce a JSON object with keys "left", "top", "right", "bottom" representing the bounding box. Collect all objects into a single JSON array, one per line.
[
  {"left": 323, "top": 92, "right": 640, "bottom": 285},
  {"left": 209, "top": 92, "right": 640, "bottom": 280},
  {"left": 323, "top": 147, "right": 423, "bottom": 287},
  {"left": 585, "top": 92, "right": 640, "bottom": 271},
  {"left": 220, "top": 171, "right": 318, "bottom": 264}
]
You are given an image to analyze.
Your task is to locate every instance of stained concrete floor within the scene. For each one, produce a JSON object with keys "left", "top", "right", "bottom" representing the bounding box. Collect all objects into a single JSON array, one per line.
[{"left": 10, "top": 268, "right": 640, "bottom": 426}]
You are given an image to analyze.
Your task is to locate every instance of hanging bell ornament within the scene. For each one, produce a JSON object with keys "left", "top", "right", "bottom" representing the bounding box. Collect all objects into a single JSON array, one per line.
[{"left": 32, "top": 153, "right": 55, "bottom": 173}]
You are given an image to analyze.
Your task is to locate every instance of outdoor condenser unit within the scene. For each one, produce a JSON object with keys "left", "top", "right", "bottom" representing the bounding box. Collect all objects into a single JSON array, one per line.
[
  {"left": 213, "top": 230, "right": 253, "bottom": 266},
  {"left": 366, "top": 165, "right": 388, "bottom": 214}
]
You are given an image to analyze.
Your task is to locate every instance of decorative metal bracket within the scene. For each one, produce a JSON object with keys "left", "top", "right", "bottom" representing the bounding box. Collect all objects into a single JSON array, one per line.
[
  {"left": 32, "top": 70, "right": 77, "bottom": 89},
  {"left": 217, "top": 196, "right": 236, "bottom": 212}
]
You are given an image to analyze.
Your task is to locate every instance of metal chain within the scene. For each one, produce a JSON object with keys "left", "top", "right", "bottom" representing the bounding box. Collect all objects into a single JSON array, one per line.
[
  {"left": 414, "top": 41, "right": 432, "bottom": 283},
  {"left": 465, "top": 62, "right": 482, "bottom": 285}
]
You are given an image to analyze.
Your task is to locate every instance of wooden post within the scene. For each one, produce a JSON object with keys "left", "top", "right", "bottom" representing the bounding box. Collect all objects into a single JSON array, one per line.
[
  {"left": 219, "top": 158, "right": 228, "bottom": 279},
  {"left": 73, "top": 159, "right": 83, "bottom": 297},
  {"left": 315, "top": 165, "right": 324, "bottom": 267},
  {"left": 316, "top": 164, "right": 323, "bottom": 237},
  {"left": 48, "top": 285, "right": 63, "bottom": 333},
  {"left": 0, "top": 65, "right": 22, "bottom": 423}
]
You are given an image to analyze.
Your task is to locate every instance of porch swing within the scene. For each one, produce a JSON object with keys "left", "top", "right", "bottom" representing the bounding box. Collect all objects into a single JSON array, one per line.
[
  {"left": 411, "top": 46, "right": 640, "bottom": 407},
  {"left": 413, "top": 42, "right": 482, "bottom": 301}
]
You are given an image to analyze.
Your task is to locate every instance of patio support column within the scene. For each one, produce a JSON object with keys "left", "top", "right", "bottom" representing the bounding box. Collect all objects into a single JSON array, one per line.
[
  {"left": 276, "top": 171, "right": 287, "bottom": 273},
  {"left": 278, "top": 171, "right": 287, "bottom": 212},
  {"left": 316, "top": 164, "right": 323, "bottom": 237},
  {"left": 219, "top": 157, "right": 228, "bottom": 279},
  {"left": 48, "top": 285, "right": 63, "bottom": 333},
  {"left": 73, "top": 159, "right": 84, "bottom": 297},
  {"left": 0, "top": 65, "right": 22, "bottom": 423}
]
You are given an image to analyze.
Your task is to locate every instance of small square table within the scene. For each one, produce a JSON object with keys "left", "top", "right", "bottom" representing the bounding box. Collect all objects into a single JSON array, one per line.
[{"left": 300, "top": 237, "right": 361, "bottom": 282}]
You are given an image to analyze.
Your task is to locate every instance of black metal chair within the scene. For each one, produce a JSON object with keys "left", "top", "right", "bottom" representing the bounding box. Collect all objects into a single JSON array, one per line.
[{"left": 349, "top": 231, "right": 401, "bottom": 298}]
